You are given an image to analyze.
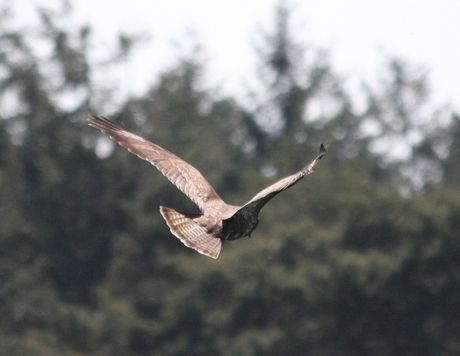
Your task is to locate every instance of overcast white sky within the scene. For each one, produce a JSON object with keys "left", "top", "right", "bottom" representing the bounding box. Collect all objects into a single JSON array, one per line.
[{"left": 14, "top": 0, "right": 460, "bottom": 112}]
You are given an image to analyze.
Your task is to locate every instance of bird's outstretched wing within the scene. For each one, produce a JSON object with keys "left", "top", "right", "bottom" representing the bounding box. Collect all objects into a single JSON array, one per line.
[
  {"left": 240, "top": 144, "right": 326, "bottom": 212},
  {"left": 88, "top": 115, "right": 224, "bottom": 213}
]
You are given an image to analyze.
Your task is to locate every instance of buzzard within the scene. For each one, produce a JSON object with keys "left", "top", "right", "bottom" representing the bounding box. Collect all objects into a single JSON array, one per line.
[{"left": 88, "top": 115, "right": 326, "bottom": 259}]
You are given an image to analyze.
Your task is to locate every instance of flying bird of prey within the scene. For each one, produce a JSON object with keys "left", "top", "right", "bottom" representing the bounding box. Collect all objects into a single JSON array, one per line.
[{"left": 88, "top": 115, "right": 326, "bottom": 259}]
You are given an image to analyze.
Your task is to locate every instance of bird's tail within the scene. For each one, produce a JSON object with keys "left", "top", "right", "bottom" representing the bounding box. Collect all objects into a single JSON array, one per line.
[{"left": 159, "top": 206, "right": 222, "bottom": 259}]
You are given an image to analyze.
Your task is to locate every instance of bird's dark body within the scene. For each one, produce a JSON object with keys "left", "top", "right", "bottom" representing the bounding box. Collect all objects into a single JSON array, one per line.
[
  {"left": 88, "top": 115, "right": 326, "bottom": 258},
  {"left": 222, "top": 208, "right": 260, "bottom": 241}
]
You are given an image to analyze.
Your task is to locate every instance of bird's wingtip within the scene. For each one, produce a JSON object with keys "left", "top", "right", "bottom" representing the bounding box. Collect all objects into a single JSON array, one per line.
[
  {"left": 87, "top": 114, "right": 101, "bottom": 122},
  {"left": 319, "top": 143, "right": 327, "bottom": 154},
  {"left": 87, "top": 115, "right": 124, "bottom": 132}
]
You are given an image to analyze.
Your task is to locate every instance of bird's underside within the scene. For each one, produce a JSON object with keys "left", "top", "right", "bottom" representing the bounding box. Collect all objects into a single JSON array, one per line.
[{"left": 88, "top": 115, "right": 326, "bottom": 259}]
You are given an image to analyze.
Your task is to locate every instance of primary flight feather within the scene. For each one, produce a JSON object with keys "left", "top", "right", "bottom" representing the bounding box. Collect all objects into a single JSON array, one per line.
[{"left": 88, "top": 115, "right": 326, "bottom": 259}]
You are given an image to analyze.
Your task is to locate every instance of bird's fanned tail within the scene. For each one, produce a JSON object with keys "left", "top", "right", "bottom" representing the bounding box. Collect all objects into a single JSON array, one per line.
[{"left": 159, "top": 206, "right": 222, "bottom": 259}]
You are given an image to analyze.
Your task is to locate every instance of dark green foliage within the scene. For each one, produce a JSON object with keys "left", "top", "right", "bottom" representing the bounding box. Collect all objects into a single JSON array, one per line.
[{"left": 0, "top": 1, "right": 460, "bottom": 355}]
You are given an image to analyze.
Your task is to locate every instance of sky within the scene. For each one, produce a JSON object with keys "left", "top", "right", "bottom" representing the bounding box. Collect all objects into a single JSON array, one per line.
[{"left": 13, "top": 0, "right": 460, "bottom": 113}]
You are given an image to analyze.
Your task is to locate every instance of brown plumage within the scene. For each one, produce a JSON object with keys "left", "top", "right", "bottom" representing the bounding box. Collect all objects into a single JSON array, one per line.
[{"left": 88, "top": 115, "right": 326, "bottom": 259}]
